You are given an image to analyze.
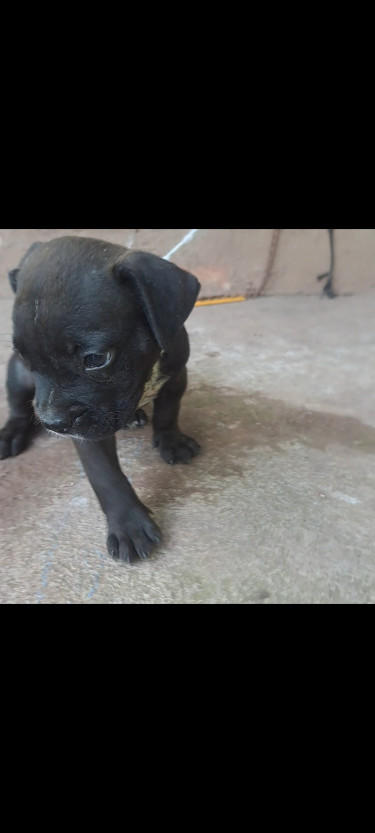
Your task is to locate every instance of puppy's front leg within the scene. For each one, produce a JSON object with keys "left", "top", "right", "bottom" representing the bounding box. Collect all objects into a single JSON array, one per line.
[
  {"left": 153, "top": 368, "right": 201, "bottom": 466},
  {"left": 0, "top": 353, "right": 36, "bottom": 459},
  {"left": 74, "top": 437, "right": 161, "bottom": 563}
]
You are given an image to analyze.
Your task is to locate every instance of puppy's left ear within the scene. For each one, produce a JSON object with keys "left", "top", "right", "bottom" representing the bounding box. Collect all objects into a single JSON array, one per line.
[
  {"left": 114, "top": 251, "right": 201, "bottom": 351},
  {"left": 8, "top": 242, "right": 42, "bottom": 294},
  {"left": 8, "top": 269, "right": 20, "bottom": 294}
]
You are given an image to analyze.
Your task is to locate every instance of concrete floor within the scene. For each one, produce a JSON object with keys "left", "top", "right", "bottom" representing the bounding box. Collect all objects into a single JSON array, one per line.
[{"left": 1, "top": 254, "right": 375, "bottom": 602}]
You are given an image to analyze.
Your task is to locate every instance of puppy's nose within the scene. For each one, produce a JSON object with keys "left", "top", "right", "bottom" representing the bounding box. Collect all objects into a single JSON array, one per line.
[{"left": 42, "top": 408, "right": 88, "bottom": 435}]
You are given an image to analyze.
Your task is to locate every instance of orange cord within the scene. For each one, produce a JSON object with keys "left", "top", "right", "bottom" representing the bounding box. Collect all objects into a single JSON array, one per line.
[{"left": 195, "top": 296, "right": 247, "bottom": 307}]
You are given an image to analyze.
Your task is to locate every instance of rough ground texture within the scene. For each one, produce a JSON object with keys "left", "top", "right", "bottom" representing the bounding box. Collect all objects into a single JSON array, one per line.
[{"left": 1, "top": 249, "right": 374, "bottom": 603}]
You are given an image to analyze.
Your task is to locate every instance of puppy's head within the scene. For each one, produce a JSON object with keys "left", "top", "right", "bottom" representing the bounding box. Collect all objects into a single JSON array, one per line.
[{"left": 10, "top": 237, "right": 200, "bottom": 440}]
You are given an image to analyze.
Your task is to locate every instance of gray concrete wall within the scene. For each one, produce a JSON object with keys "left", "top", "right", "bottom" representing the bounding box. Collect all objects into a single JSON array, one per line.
[{"left": 1, "top": 229, "right": 374, "bottom": 298}]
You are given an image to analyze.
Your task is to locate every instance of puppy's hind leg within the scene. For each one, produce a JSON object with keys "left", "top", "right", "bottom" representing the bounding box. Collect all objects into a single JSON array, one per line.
[{"left": 0, "top": 354, "right": 36, "bottom": 459}]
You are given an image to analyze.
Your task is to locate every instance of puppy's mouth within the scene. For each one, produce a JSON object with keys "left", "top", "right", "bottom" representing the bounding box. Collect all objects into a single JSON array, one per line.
[
  {"left": 40, "top": 407, "right": 140, "bottom": 442},
  {"left": 44, "top": 425, "right": 119, "bottom": 442}
]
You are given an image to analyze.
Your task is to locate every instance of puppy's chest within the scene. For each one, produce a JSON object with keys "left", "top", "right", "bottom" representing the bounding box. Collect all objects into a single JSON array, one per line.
[{"left": 138, "top": 357, "right": 170, "bottom": 409}]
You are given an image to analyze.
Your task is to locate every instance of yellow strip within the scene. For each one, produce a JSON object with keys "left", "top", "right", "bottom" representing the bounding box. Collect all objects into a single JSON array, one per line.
[{"left": 195, "top": 296, "right": 247, "bottom": 307}]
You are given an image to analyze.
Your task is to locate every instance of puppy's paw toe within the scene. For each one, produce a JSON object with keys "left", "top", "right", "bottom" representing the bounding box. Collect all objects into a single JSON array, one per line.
[
  {"left": 0, "top": 418, "right": 33, "bottom": 460},
  {"left": 153, "top": 430, "right": 201, "bottom": 466},
  {"left": 106, "top": 505, "right": 162, "bottom": 564}
]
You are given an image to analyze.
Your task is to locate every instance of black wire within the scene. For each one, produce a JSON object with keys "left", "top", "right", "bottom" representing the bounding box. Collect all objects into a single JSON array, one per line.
[{"left": 317, "top": 228, "right": 336, "bottom": 298}]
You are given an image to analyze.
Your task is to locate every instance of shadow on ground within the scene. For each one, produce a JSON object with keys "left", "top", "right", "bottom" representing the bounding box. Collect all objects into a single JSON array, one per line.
[{"left": 3, "top": 384, "right": 374, "bottom": 521}]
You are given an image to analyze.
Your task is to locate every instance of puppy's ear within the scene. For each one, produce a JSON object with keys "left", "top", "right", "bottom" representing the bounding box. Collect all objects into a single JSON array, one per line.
[
  {"left": 8, "top": 242, "right": 42, "bottom": 294},
  {"left": 115, "top": 251, "right": 201, "bottom": 350},
  {"left": 8, "top": 269, "right": 20, "bottom": 294}
]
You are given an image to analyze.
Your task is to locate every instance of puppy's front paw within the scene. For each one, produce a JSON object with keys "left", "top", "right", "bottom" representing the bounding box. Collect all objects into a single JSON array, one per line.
[
  {"left": 106, "top": 504, "right": 162, "bottom": 564},
  {"left": 153, "top": 429, "right": 201, "bottom": 466},
  {"left": 0, "top": 417, "right": 34, "bottom": 460}
]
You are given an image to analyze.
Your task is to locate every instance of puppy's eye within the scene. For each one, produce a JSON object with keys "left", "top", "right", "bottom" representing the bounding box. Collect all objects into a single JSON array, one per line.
[{"left": 84, "top": 351, "right": 114, "bottom": 371}]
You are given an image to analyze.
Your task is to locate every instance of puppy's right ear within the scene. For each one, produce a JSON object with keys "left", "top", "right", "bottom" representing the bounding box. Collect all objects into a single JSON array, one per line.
[
  {"left": 8, "top": 242, "right": 42, "bottom": 294},
  {"left": 8, "top": 269, "right": 20, "bottom": 294}
]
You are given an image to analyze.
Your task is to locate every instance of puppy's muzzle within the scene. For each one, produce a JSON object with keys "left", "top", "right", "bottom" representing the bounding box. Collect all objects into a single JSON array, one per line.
[{"left": 39, "top": 406, "right": 88, "bottom": 435}]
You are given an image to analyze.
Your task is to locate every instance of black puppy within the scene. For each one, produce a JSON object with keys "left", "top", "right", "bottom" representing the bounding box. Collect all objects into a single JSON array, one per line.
[{"left": 0, "top": 236, "right": 201, "bottom": 563}]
